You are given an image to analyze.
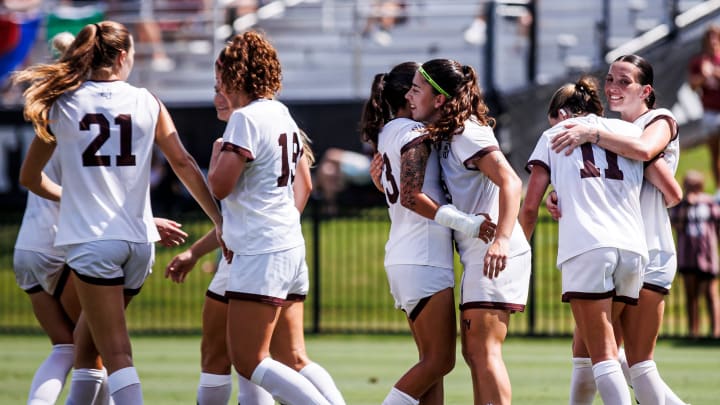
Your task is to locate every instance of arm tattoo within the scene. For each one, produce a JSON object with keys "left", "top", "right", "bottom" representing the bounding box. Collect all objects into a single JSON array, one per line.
[{"left": 400, "top": 143, "right": 430, "bottom": 211}]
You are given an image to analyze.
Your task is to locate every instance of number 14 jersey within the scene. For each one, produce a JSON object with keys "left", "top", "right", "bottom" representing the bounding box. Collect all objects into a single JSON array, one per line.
[{"left": 526, "top": 114, "right": 648, "bottom": 267}]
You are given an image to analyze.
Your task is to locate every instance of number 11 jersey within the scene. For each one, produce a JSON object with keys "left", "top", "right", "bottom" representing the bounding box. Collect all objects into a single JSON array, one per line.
[{"left": 526, "top": 114, "right": 647, "bottom": 267}]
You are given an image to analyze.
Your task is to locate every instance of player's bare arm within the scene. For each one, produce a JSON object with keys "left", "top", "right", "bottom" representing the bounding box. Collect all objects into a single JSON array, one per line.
[
  {"left": 475, "top": 150, "right": 522, "bottom": 278},
  {"left": 399, "top": 140, "right": 438, "bottom": 220}
]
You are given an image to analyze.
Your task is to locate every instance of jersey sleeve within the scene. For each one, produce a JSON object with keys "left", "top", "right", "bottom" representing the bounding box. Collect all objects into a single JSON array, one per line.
[
  {"left": 222, "top": 111, "right": 257, "bottom": 161},
  {"left": 452, "top": 125, "right": 500, "bottom": 169},
  {"left": 525, "top": 133, "right": 551, "bottom": 174},
  {"left": 398, "top": 124, "right": 428, "bottom": 154}
]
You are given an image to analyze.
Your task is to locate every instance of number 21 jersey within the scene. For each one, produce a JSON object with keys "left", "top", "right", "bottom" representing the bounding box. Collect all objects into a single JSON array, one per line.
[{"left": 49, "top": 80, "right": 160, "bottom": 246}]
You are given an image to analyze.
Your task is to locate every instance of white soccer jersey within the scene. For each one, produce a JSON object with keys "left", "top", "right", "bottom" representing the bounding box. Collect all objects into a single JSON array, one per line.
[
  {"left": 634, "top": 108, "right": 680, "bottom": 255},
  {"left": 526, "top": 114, "right": 648, "bottom": 266},
  {"left": 49, "top": 80, "right": 160, "bottom": 245},
  {"left": 220, "top": 98, "right": 304, "bottom": 255},
  {"left": 15, "top": 152, "right": 64, "bottom": 255},
  {"left": 377, "top": 118, "right": 453, "bottom": 268},
  {"left": 439, "top": 119, "right": 530, "bottom": 265}
]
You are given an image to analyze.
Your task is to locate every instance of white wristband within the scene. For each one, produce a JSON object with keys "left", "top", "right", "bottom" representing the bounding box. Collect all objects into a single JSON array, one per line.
[{"left": 434, "top": 204, "right": 485, "bottom": 237}]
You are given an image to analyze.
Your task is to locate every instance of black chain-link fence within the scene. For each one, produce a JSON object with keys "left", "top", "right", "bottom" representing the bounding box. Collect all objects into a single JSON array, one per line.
[{"left": 0, "top": 201, "right": 701, "bottom": 338}]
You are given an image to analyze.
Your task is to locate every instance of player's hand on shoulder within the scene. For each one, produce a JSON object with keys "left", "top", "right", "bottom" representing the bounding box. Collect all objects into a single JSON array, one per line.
[{"left": 551, "top": 123, "right": 590, "bottom": 155}]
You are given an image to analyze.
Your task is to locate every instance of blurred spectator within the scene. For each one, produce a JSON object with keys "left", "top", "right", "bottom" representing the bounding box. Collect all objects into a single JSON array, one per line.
[
  {"left": 670, "top": 170, "right": 720, "bottom": 338},
  {"left": 106, "top": 0, "right": 175, "bottom": 71},
  {"left": 362, "top": 0, "right": 407, "bottom": 47},
  {"left": 688, "top": 24, "right": 720, "bottom": 196},
  {"left": 464, "top": 0, "right": 533, "bottom": 48},
  {"left": 315, "top": 145, "right": 373, "bottom": 216}
]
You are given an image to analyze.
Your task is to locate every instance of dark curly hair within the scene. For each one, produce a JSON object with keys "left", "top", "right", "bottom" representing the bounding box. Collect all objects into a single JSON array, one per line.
[
  {"left": 216, "top": 31, "right": 282, "bottom": 100},
  {"left": 420, "top": 59, "right": 495, "bottom": 143}
]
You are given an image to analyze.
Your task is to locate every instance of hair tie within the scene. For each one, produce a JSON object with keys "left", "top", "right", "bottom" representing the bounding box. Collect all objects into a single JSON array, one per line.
[
  {"left": 94, "top": 23, "right": 102, "bottom": 39},
  {"left": 418, "top": 66, "right": 450, "bottom": 97}
]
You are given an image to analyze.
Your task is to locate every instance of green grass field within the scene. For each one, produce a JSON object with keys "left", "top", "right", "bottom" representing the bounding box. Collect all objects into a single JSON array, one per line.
[{"left": 1, "top": 334, "right": 718, "bottom": 404}]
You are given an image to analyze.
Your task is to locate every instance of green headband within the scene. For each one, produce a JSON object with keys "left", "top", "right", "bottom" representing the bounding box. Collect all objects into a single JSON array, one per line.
[{"left": 418, "top": 66, "right": 450, "bottom": 97}]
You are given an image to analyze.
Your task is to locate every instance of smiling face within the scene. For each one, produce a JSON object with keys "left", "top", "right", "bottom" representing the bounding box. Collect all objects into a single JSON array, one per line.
[
  {"left": 604, "top": 61, "right": 651, "bottom": 120},
  {"left": 214, "top": 71, "right": 231, "bottom": 122},
  {"left": 405, "top": 71, "right": 444, "bottom": 124}
]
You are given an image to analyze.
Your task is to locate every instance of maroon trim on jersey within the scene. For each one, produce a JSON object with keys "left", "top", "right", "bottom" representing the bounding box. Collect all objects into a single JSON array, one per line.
[
  {"left": 407, "top": 295, "right": 431, "bottom": 321},
  {"left": 525, "top": 159, "right": 550, "bottom": 175},
  {"left": 642, "top": 282, "right": 670, "bottom": 296},
  {"left": 221, "top": 142, "right": 254, "bottom": 162},
  {"left": 644, "top": 152, "right": 665, "bottom": 167},
  {"left": 52, "top": 264, "right": 72, "bottom": 299},
  {"left": 206, "top": 289, "right": 229, "bottom": 304},
  {"left": 644, "top": 114, "right": 679, "bottom": 143},
  {"left": 71, "top": 268, "right": 125, "bottom": 286},
  {"left": 561, "top": 290, "right": 614, "bottom": 302},
  {"left": 285, "top": 293, "right": 306, "bottom": 303},
  {"left": 459, "top": 301, "right": 526, "bottom": 313},
  {"left": 25, "top": 285, "right": 44, "bottom": 294},
  {"left": 463, "top": 145, "right": 500, "bottom": 170},
  {"left": 400, "top": 133, "right": 431, "bottom": 155},
  {"left": 226, "top": 291, "right": 285, "bottom": 306}
]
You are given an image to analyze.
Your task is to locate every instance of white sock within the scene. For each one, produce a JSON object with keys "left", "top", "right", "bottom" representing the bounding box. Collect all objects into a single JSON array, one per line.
[
  {"left": 66, "top": 368, "right": 104, "bottom": 405},
  {"left": 617, "top": 348, "right": 632, "bottom": 387},
  {"left": 299, "top": 362, "right": 346, "bottom": 405},
  {"left": 196, "top": 373, "right": 232, "bottom": 405},
  {"left": 93, "top": 367, "right": 115, "bottom": 405},
  {"left": 592, "top": 360, "right": 632, "bottom": 405},
  {"left": 237, "top": 372, "right": 274, "bottom": 405},
  {"left": 630, "top": 360, "right": 665, "bottom": 405},
  {"left": 27, "top": 343, "right": 73, "bottom": 405},
  {"left": 108, "top": 367, "right": 142, "bottom": 405},
  {"left": 569, "top": 357, "right": 596, "bottom": 405},
  {"left": 250, "top": 357, "right": 330, "bottom": 405},
  {"left": 381, "top": 387, "right": 419, "bottom": 405}
]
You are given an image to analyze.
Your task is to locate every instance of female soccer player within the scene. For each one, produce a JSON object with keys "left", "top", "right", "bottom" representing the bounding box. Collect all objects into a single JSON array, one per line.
[
  {"left": 405, "top": 58, "right": 531, "bottom": 405},
  {"left": 165, "top": 60, "right": 336, "bottom": 405},
  {"left": 549, "top": 55, "right": 688, "bottom": 405},
  {"left": 520, "top": 75, "right": 652, "bottom": 405},
  {"left": 360, "top": 61, "right": 494, "bottom": 405},
  {"left": 207, "top": 31, "right": 343, "bottom": 405},
  {"left": 16, "top": 20, "right": 223, "bottom": 404}
]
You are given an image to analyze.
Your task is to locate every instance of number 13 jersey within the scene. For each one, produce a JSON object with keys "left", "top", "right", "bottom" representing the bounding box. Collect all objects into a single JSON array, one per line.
[
  {"left": 526, "top": 114, "right": 648, "bottom": 267},
  {"left": 49, "top": 80, "right": 160, "bottom": 246}
]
